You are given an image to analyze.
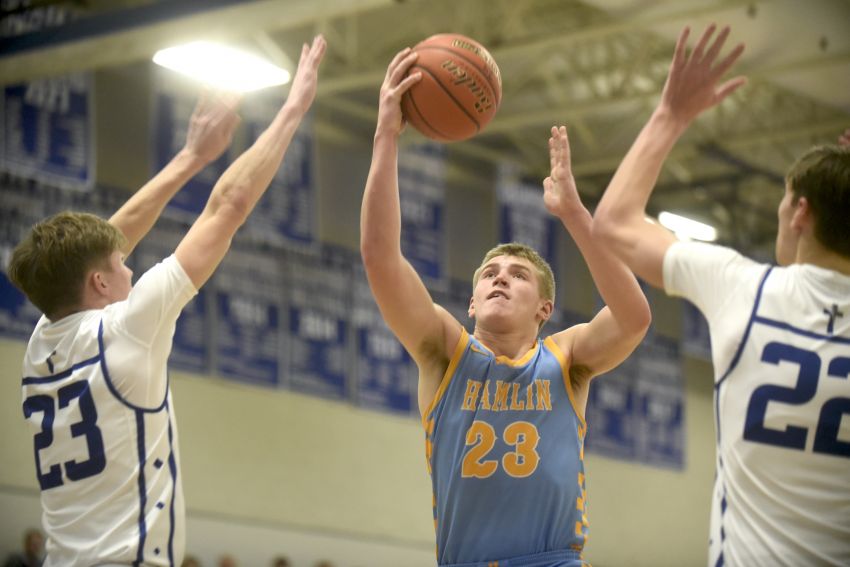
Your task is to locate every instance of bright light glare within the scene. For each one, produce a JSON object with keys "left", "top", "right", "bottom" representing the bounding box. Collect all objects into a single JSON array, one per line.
[
  {"left": 658, "top": 211, "right": 717, "bottom": 242},
  {"left": 153, "top": 41, "right": 290, "bottom": 92}
]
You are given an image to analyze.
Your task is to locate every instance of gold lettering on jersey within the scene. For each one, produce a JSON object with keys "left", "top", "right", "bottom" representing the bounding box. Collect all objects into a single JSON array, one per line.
[
  {"left": 493, "top": 381, "right": 511, "bottom": 411},
  {"left": 460, "top": 379, "right": 552, "bottom": 412},
  {"left": 510, "top": 383, "right": 525, "bottom": 410},
  {"left": 462, "top": 380, "right": 482, "bottom": 410},
  {"left": 535, "top": 379, "right": 552, "bottom": 411}
]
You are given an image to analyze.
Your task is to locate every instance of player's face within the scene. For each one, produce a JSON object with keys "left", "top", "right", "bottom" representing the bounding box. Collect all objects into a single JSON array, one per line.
[
  {"left": 775, "top": 182, "right": 798, "bottom": 266},
  {"left": 469, "top": 255, "right": 550, "bottom": 332},
  {"left": 102, "top": 249, "right": 133, "bottom": 303}
]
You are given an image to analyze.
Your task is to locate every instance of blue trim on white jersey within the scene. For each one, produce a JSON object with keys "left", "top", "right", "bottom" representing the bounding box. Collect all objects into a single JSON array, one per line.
[
  {"left": 752, "top": 315, "right": 850, "bottom": 344},
  {"left": 22, "top": 354, "right": 101, "bottom": 385},
  {"left": 710, "top": 265, "right": 772, "bottom": 567},
  {"left": 97, "top": 320, "right": 170, "bottom": 413},
  {"left": 167, "top": 397, "right": 177, "bottom": 567},
  {"left": 134, "top": 410, "right": 148, "bottom": 567},
  {"left": 715, "top": 266, "right": 774, "bottom": 395}
]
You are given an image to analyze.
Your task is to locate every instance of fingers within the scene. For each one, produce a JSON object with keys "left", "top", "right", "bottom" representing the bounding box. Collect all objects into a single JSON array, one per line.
[
  {"left": 715, "top": 76, "right": 747, "bottom": 102},
  {"left": 388, "top": 50, "right": 419, "bottom": 87},
  {"left": 690, "top": 23, "right": 716, "bottom": 63},
  {"left": 385, "top": 47, "right": 414, "bottom": 81},
  {"left": 548, "top": 125, "right": 571, "bottom": 171},
  {"left": 712, "top": 41, "right": 745, "bottom": 78},
  {"left": 701, "top": 25, "right": 730, "bottom": 65},
  {"left": 673, "top": 26, "right": 690, "bottom": 68},
  {"left": 395, "top": 70, "right": 422, "bottom": 95},
  {"left": 839, "top": 128, "right": 850, "bottom": 147}
]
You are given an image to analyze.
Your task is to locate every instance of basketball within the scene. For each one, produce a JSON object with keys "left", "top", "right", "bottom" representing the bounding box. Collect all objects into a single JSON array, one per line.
[{"left": 401, "top": 34, "right": 502, "bottom": 142}]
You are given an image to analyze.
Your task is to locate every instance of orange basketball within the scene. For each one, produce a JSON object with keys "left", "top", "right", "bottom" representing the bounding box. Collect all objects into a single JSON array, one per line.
[{"left": 401, "top": 34, "right": 502, "bottom": 142}]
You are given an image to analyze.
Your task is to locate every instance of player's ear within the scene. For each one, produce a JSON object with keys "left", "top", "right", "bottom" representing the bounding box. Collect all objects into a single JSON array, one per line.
[
  {"left": 790, "top": 196, "right": 812, "bottom": 233},
  {"left": 468, "top": 296, "right": 475, "bottom": 319},
  {"left": 89, "top": 269, "right": 109, "bottom": 297},
  {"left": 537, "top": 299, "right": 553, "bottom": 323}
]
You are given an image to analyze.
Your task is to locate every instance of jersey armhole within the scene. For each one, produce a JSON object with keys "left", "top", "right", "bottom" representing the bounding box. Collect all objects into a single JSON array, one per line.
[
  {"left": 543, "top": 336, "right": 587, "bottom": 428},
  {"left": 421, "top": 328, "right": 470, "bottom": 430}
]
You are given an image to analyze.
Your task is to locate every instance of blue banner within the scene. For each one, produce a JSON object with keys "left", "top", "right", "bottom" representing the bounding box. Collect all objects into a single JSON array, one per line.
[
  {"left": 353, "top": 267, "right": 416, "bottom": 414},
  {"left": 240, "top": 94, "right": 315, "bottom": 248},
  {"left": 286, "top": 248, "right": 352, "bottom": 399},
  {"left": 496, "top": 165, "right": 558, "bottom": 270},
  {"left": 682, "top": 300, "right": 712, "bottom": 361},
  {"left": 213, "top": 248, "right": 284, "bottom": 386},
  {"left": 133, "top": 220, "right": 210, "bottom": 374},
  {"left": 398, "top": 143, "right": 446, "bottom": 288},
  {"left": 151, "top": 79, "right": 231, "bottom": 220},
  {"left": 2, "top": 73, "right": 94, "bottom": 190},
  {"left": 585, "top": 332, "right": 684, "bottom": 469}
]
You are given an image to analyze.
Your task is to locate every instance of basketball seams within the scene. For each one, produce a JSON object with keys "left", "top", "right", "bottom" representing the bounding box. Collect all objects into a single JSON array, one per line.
[
  {"left": 415, "top": 44, "right": 501, "bottom": 106},
  {"left": 402, "top": 91, "right": 451, "bottom": 142},
  {"left": 408, "top": 62, "right": 481, "bottom": 137}
]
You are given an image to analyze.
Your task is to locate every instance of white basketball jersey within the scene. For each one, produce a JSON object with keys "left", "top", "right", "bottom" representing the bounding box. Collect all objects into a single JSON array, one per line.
[
  {"left": 665, "top": 242, "right": 850, "bottom": 567},
  {"left": 21, "top": 256, "right": 196, "bottom": 567}
]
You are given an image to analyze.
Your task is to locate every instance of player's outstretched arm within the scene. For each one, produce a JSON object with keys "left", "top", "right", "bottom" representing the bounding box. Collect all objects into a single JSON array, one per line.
[
  {"left": 593, "top": 24, "right": 746, "bottom": 287},
  {"left": 175, "top": 35, "right": 326, "bottom": 289},
  {"left": 109, "top": 90, "right": 241, "bottom": 256},
  {"left": 360, "top": 48, "right": 461, "bottom": 396},
  {"left": 545, "top": 126, "right": 651, "bottom": 378}
]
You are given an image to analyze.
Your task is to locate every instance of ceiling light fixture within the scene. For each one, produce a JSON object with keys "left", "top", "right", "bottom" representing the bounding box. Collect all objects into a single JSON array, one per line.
[
  {"left": 153, "top": 41, "right": 290, "bottom": 93},
  {"left": 658, "top": 211, "right": 718, "bottom": 242}
]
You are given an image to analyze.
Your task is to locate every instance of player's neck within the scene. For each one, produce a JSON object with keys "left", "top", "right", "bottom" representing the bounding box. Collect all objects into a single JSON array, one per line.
[
  {"left": 796, "top": 237, "right": 850, "bottom": 276},
  {"left": 473, "top": 326, "right": 539, "bottom": 360}
]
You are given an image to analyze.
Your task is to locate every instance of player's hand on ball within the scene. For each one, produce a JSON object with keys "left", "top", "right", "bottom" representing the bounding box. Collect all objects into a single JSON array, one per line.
[
  {"left": 376, "top": 47, "right": 421, "bottom": 137},
  {"left": 543, "top": 126, "right": 583, "bottom": 216}
]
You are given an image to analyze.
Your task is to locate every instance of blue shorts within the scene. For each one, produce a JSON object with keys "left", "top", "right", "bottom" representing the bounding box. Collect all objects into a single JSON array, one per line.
[{"left": 443, "top": 549, "right": 588, "bottom": 567}]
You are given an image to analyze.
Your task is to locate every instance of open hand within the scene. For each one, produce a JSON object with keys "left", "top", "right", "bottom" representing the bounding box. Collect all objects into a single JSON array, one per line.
[
  {"left": 660, "top": 24, "right": 746, "bottom": 125},
  {"left": 286, "top": 35, "right": 327, "bottom": 115},
  {"left": 184, "top": 90, "right": 241, "bottom": 164},
  {"left": 543, "top": 125, "right": 583, "bottom": 216}
]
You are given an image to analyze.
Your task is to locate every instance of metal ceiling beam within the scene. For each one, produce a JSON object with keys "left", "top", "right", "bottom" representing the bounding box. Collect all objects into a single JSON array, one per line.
[{"left": 0, "top": 0, "right": 397, "bottom": 86}]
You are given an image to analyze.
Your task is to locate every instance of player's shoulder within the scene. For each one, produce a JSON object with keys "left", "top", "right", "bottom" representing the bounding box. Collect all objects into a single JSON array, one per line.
[{"left": 667, "top": 240, "right": 768, "bottom": 277}]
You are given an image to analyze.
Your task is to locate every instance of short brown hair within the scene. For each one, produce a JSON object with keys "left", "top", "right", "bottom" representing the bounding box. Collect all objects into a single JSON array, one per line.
[
  {"left": 472, "top": 242, "right": 555, "bottom": 302},
  {"left": 7, "top": 211, "right": 126, "bottom": 319},
  {"left": 786, "top": 144, "right": 850, "bottom": 258}
]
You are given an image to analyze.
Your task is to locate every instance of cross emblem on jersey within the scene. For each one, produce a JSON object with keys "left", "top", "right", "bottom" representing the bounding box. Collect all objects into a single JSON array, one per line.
[{"left": 823, "top": 304, "right": 844, "bottom": 335}]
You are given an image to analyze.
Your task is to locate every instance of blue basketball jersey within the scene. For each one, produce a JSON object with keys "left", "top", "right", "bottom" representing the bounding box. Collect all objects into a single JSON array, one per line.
[{"left": 424, "top": 329, "right": 589, "bottom": 567}]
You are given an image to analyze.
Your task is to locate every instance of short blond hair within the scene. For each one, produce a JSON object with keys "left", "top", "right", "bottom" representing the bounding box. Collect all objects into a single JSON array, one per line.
[
  {"left": 7, "top": 211, "right": 126, "bottom": 319},
  {"left": 472, "top": 242, "right": 555, "bottom": 302}
]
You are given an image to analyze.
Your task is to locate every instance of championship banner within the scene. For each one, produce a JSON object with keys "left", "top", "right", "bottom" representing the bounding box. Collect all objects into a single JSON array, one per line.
[
  {"left": 633, "top": 334, "right": 684, "bottom": 468},
  {"left": 286, "top": 248, "right": 352, "bottom": 399},
  {"left": 353, "top": 266, "right": 416, "bottom": 414},
  {"left": 682, "top": 300, "right": 712, "bottom": 361},
  {"left": 585, "top": 331, "right": 684, "bottom": 469},
  {"left": 133, "top": 219, "right": 211, "bottom": 374},
  {"left": 1, "top": 73, "right": 95, "bottom": 191},
  {"left": 151, "top": 73, "right": 232, "bottom": 220},
  {"left": 213, "top": 247, "right": 284, "bottom": 386},
  {"left": 398, "top": 142, "right": 446, "bottom": 289},
  {"left": 240, "top": 94, "right": 316, "bottom": 248},
  {"left": 496, "top": 164, "right": 558, "bottom": 270}
]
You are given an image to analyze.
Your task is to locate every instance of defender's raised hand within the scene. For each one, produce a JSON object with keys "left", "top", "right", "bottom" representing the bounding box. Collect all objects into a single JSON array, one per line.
[
  {"left": 184, "top": 90, "right": 241, "bottom": 164},
  {"left": 286, "top": 35, "right": 327, "bottom": 114},
  {"left": 660, "top": 24, "right": 746, "bottom": 125},
  {"left": 543, "top": 125, "right": 584, "bottom": 217}
]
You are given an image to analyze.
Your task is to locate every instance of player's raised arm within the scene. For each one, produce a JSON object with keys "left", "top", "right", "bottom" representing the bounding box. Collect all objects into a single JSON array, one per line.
[
  {"left": 544, "top": 126, "right": 650, "bottom": 379},
  {"left": 109, "top": 90, "right": 241, "bottom": 256},
  {"left": 360, "top": 48, "right": 462, "bottom": 400},
  {"left": 592, "top": 24, "right": 746, "bottom": 287},
  {"left": 175, "top": 36, "right": 325, "bottom": 289}
]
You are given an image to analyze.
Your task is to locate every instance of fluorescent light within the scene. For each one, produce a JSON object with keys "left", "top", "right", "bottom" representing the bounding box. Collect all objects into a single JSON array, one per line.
[
  {"left": 153, "top": 41, "right": 290, "bottom": 93},
  {"left": 658, "top": 211, "right": 717, "bottom": 242}
]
